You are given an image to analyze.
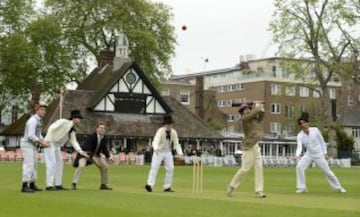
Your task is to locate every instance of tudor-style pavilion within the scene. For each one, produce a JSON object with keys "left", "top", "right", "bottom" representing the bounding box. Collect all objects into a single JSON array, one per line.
[{"left": 1, "top": 49, "right": 223, "bottom": 155}]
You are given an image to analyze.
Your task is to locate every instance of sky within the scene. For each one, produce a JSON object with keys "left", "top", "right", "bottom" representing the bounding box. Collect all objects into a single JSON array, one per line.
[{"left": 153, "top": 0, "right": 277, "bottom": 75}]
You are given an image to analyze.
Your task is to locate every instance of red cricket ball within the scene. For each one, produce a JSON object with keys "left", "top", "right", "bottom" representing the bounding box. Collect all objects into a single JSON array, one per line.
[{"left": 181, "top": 25, "right": 187, "bottom": 31}]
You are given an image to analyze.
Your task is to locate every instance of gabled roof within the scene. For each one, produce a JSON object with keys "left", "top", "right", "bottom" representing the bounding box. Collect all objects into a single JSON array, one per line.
[
  {"left": 1, "top": 90, "right": 222, "bottom": 140},
  {"left": 78, "top": 61, "right": 171, "bottom": 112},
  {"left": 1, "top": 60, "right": 223, "bottom": 140},
  {"left": 0, "top": 113, "right": 30, "bottom": 136}
]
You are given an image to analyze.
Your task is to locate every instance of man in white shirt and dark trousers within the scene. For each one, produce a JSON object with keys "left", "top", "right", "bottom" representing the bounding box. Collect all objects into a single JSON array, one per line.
[
  {"left": 20, "top": 103, "right": 50, "bottom": 193},
  {"left": 294, "top": 112, "right": 346, "bottom": 193},
  {"left": 145, "top": 114, "right": 184, "bottom": 192}
]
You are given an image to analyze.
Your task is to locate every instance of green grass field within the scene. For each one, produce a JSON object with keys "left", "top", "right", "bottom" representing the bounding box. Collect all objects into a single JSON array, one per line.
[{"left": 0, "top": 163, "right": 359, "bottom": 217}]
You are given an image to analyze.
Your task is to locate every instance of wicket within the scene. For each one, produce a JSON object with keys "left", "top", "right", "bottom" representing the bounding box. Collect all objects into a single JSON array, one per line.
[{"left": 192, "top": 157, "right": 203, "bottom": 193}]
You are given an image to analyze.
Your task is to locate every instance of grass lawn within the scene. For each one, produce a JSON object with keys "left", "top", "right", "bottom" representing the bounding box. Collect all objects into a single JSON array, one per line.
[{"left": 0, "top": 163, "right": 359, "bottom": 217}]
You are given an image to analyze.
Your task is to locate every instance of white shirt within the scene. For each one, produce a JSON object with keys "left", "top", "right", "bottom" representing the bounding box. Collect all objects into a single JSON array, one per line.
[
  {"left": 22, "top": 114, "right": 43, "bottom": 145},
  {"left": 296, "top": 127, "right": 327, "bottom": 157},
  {"left": 152, "top": 127, "right": 183, "bottom": 155},
  {"left": 44, "top": 119, "right": 83, "bottom": 154}
]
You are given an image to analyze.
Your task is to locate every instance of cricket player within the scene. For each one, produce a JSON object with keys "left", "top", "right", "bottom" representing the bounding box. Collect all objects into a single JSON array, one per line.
[
  {"left": 294, "top": 112, "right": 346, "bottom": 193},
  {"left": 20, "top": 103, "right": 50, "bottom": 193},
  {"left": 145, "top": 114, "right": 184, "bottom": 192}
]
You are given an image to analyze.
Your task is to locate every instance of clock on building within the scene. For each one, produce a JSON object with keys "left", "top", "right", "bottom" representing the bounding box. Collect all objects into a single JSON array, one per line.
[{"left": 126, "top": 72, "right": 136, "bottom": 84}]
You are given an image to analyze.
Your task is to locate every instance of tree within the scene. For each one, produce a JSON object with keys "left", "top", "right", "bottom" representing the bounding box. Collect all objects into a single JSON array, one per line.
[
  {"left": 45, "top": 0, "right": 176, "bottom": 83},
  {"left": 0, "top": 1, "right": 87, "bottom": 111},
  {"left": 0, "top": 0, "right": 176, "bottom": 112},
  {"left": 270, "top": 0, "right": 360, "bottom": 157}
]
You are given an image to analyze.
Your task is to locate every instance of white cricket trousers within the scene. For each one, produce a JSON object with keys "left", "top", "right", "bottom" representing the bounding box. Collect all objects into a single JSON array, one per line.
[
  {"left": 146, "top": 151, "right": 174, "bottom": 189},
  {"left": 44, "top": 144, "right": 63, "bottom": 187},
  {"left": 229, "top": 144, "right": 264, "bottom": 192},
  {"left": 20, "top": 141, "right": 38, "bottom": 182},
  {"left": 296, "top": 154, "right": 342, "bottom": 190}
]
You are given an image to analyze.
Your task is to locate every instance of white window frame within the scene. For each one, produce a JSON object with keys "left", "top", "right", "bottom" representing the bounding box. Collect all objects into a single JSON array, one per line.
[
  {"left": 352, "top": 128, "right": 360, "bottom": 138},
  {"left": 227, "top": 114, "right": 234, "bottom": 122},
  {"left": 180, "top": 90, "right": 190, "bottom": 105},
  {"left": 271, "top": 103, "right": 281, "bottom": 114},
  {"left": 284, "top": 105, "right": 295, "bottom": 118},
  {"left": 271, "top": 84, "right": 281, "bottom": 95},
  {"left": 299, "top": 86, "right": 309, "bottom": 97},
  {"left": 234, "top": 84, "right": 244, "bottom": 90},
  {"left": 270, "top": 122, "right": 281, "bottom": 134},
  {"left": 329, "top": 88, "right": 336, "bottom": 99}
]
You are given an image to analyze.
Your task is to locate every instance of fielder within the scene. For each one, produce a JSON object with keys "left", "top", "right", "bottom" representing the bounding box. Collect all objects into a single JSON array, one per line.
[
  {"left": 43, "top": 110, "right": 89, "bottom": 191},
  {"left": 294, "top": 112, "right": 346, "bottom": 193}
]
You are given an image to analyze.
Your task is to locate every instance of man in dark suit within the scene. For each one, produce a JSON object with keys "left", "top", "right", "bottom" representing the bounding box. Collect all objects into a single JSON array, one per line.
[{"left": 72, "top": 121, "right": 113, "bottom": 190}]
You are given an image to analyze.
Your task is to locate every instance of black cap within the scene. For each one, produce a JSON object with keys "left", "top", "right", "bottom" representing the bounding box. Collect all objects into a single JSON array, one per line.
[
  {"left": 69, "top": 110, "right": 83, "bottom": 120},
  {"left": 163, "top": 114, "right": 174, "bottom": 124},
  {"left": 298, "top": 112, "right": 309, "bottom": 124}
]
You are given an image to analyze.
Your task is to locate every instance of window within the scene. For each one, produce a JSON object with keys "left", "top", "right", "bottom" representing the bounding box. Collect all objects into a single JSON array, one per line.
[
  {"left": 180, "top": 91, "right": 190, "bottom": 105},
  {"left": 234, "top": 113, "right": 241, "bottom": 121},
  {"left": 281, "top": 67, "right": 290, "bottom": 79},
  {"left": 299, "top": 86, "right": 309, "bottom": 97},
  {"left": 352, "top": 128, "right": 360, "bottom": 138},
  {"left": 218, "top": 100, "right": 231, "bottom": 107},
  {"left": 285, "top": 86, "right": 295, "bottom": 96},
  {"left": 313, "top": 88, "right": 321, "bottom": 98},
  {"left": 227, "top": 114, "right": 234, "bottom": 122},
  {"left": 270, "top": 122, "right": 281, "bottom": 134},
  {"left": 309, "top": 68, "right": 316, "bottom": 80},
  {"left": 271, "top": 84, "right": 281, "bottom": 95},
  {"left": 329, "top": 88, "right": 336, "bottom": 99},
  {"left": 218, "top": 86, "right": 227, "bottom": 93},
  {"left": 234, "top": 84, "right": 244, "bottom": 90},
  {"left": 271, "top": 103, "right": 281, "bottom": 114},
  {"left": 114, "top": 93, "right": 146, "bottom": 114},
  {"left": 284, "top": 105, "right": 295, "bottom": 118},
  {"left": 272, "top": 66, "right": 277, "bottom": 77}
]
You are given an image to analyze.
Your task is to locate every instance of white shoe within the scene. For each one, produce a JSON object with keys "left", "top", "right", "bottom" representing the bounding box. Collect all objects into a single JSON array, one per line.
[
  {"left": 338, "top": 187, "right": 346, "bottom": 193},
  {"left": 296, "top": 189, "right": 306, "bottom": 193},
  {"left": 226, "top": 185, "right": 235, "bottom": 197}
]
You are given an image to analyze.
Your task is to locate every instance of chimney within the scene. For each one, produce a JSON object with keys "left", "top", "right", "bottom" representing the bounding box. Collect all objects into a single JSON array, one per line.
[
  {"left": 30, "top": 83, "right": 41, "bottom": 114},
  {"left": 195, "top": 76, "right": 204, "bottom": 120},
  {"left": 97, "top": 50, "right": 114, "bottom": 68}
]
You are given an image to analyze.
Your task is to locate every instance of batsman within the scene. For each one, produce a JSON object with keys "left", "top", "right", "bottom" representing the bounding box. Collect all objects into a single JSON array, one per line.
[{"left": 226, "top": 101, "right": 266, "bottom": 198}]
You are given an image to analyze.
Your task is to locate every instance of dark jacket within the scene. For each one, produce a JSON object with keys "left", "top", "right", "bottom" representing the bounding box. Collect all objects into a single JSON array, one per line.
[{"left": 73, "top": 133, "right": 110, "bottom": 167}]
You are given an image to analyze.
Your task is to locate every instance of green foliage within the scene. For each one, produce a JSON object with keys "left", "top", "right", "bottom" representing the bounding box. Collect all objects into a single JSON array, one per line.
[
  {"left": 0, "top": 0, "right": 176, "bottom": 110},
  {"left": 270, "top": 0, "right": 360, "bottom": 127},
  {"left": 334, "top": 124, "right": 355, "bottom": 152},
  {"left": 319, "top": 123, "right": 354, "bottom": 153},
  {"left": 45, "top": 0, "right": 176, "bottom": 83}
]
